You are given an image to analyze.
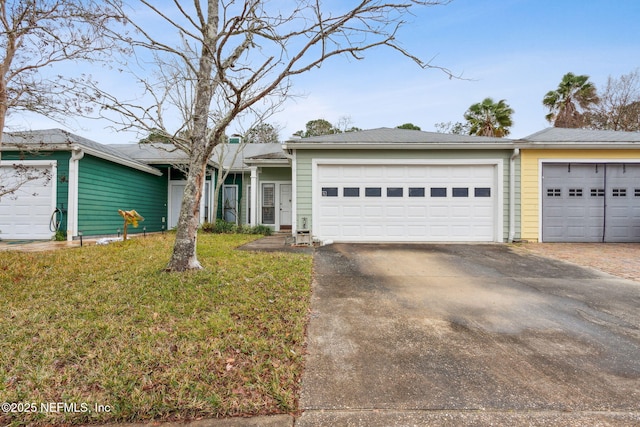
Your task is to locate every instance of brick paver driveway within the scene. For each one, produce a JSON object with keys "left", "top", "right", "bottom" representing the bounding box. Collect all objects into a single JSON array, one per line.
[{"left": 517, "top": 243, "right": 640, "bottom": 283}]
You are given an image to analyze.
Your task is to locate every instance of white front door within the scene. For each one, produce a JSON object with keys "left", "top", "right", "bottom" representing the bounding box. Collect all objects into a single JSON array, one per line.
[
  {"left": 169, "top": 183, "right": 185, "bottom": 229},
  {"left": 279, "top": 184, "right": 292, "bottom": 227}
]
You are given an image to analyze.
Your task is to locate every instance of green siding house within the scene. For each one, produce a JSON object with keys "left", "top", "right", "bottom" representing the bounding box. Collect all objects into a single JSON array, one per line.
[{"left": 1, "top": 129, "right": 166, "bottom": 240}]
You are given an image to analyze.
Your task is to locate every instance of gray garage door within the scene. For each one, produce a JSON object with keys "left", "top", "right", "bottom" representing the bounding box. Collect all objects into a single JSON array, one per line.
[{"left": 542, "top": 163, "right": 640, "bottom": 242}]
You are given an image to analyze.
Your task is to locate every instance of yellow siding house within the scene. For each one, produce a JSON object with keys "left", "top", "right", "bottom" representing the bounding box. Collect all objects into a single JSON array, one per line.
[{"left": 519, "top": 128, "right": 640, "bottom": 242}]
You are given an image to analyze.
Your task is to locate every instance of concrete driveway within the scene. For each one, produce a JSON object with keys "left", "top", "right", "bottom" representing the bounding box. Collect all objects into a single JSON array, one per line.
[{"left": 297, "top": 243, "right": 640, "bottom": 426}]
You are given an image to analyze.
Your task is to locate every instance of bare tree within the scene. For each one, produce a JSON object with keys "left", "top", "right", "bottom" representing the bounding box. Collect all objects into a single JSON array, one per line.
[
  {"left": 101, "top": 0, "right": 453, "bottom": 271},
  {"left": 585, "top": 69, "right": 640, "bottom": 132},
  {"left": 0, "top": 0, "right": 127, "bottom": 201},
  {"left": 0, "top": 0, "right": 127, "bottom": 140}
]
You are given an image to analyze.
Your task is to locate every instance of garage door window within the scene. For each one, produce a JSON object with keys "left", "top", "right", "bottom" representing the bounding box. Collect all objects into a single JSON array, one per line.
[
  {"left": 474, "top": 188, "right": 491, "bottom": 197},
  {"left": 612, "top": 188, "right": 627, "bottom": 197},
  {"left": 409, "top": 187, "right": 425, "bottom": 197},
  {"left": 344, "top": 187, "right": 360, "bottom": 197},
  {"left": 322, "top": 187, "right": 338, "bottom": 197},
  {"left": 387, "top": 187, "right": 403, "bottom": 197},
  {"left": 547, "top": 188, "right": 561, "bottom": 197},
  {"left": 365, "top": 187, "right": 382, "bottom": 197},
  {"left": 431, "top": 187, "right": 447, "bottom": 197},
  {"left": 569, "top": 188, "right": 583, "bottom": 197},
  {"left": 452, "top": 187, "right": 469, "bottom": 197},
  {"left": 591, "top": 188, "right": 604, "bottom": 197}
]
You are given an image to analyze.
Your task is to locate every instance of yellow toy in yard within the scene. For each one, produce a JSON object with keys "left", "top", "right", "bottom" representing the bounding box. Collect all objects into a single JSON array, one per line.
[{"left": 118, "top": 209, "right": 144, "bottom": 240}]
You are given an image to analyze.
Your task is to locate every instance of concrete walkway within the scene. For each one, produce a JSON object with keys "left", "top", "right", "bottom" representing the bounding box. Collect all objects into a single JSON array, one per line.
[{"left": 237, "top": 233, "right": 314, "bottom": 254}]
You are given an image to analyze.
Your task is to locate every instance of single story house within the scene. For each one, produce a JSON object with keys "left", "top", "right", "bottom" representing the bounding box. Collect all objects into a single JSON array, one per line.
[
  {"left": 282, "top": 128, "right": 520, "bottom": 243},
  {"left": 518, "top": 127, "right": 640, "bottom": 243},
  {"left": 2, "top": 126, "right": 640, "bottom": 244},
  {"left": 0, "top": 129, "right": 167, "bottom": 240}
]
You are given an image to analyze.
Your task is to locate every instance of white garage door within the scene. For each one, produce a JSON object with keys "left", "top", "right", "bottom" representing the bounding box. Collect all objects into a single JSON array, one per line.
[
  {"left": 315, "top": 163, "right": 499, "bottom": 242},
  {"left": 0, "top": 163, "right": 56, "bottom": 240}
]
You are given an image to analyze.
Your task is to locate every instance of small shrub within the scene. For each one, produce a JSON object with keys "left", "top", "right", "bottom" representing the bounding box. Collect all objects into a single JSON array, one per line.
[
  {"left": 52, "top": 230, "right": 66, "bottom": 241},
  {"left": 252, "top": 225, "right": 273, "bottom": 236},
  {"left": 201, "top": 221, "right": 216, "bottom": 233},
  {"left": 200, "top": 220, "right": 273, "bottom": 236}
]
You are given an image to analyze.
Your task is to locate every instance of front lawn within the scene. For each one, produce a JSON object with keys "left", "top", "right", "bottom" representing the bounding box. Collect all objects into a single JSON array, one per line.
[{"left": 0, "top": 234, "right": 312, "bottom": 426}]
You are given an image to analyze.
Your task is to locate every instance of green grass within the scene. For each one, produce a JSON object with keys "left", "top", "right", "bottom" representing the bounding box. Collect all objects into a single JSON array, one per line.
[{"left": 0, "top": 234, "right": 312, "bottom": 426}]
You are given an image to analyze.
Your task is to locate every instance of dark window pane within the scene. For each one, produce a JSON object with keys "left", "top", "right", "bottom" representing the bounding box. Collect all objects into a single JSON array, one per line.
[
  {"left": 452, "top": 187, "right": 469, "bottom": 197},
  {"left": 612, "top": 188, "right": 627, "bottom": 197},
  {"left": 547, "top": 188, "right": 561, "bottom": 197},
  {"left": 409, "top": 187, "right": 425, "bottom": 197},
  {"left": 322, "top": 187, "right": 338, "bottom": 197},
  {"left": 387, "top": 187, "right": 403, "bottom": 197},
  {"left": 474, "top": 188, "right": 491, "bottom": 197},
  {"left": 591, "top": 188, "right": 604, "bottom": 197},
  {"left": 343, "top": 187, "right": 360, "bottom": 197},
  {"left": 568, "top": 188, "right": 583, "bottom": 197},
  {"left": 431, "top": 187, "right": 447, "bottom": 197},
  {"left": 365, "top": 187, "right": 382, "bottom": 197}
]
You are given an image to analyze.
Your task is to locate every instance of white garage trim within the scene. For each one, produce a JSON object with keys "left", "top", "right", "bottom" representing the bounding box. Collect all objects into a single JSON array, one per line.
[
  {"left": 312, "top": 158, "right": 504, "bottom": 243},
  {"left": 0, "top": 160, "right": 57, "bottom": 240},
  {"left": 538, "top": 158, "right": 640, "bottom": 242}
]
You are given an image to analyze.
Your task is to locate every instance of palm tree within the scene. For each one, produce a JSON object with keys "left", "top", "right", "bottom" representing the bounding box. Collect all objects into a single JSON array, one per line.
[
  {"left": 543, "top": 72, "right": 599, "bottom": 128},
  {"left": 464, "top": 98, "right": 514, "bottom": 137}
]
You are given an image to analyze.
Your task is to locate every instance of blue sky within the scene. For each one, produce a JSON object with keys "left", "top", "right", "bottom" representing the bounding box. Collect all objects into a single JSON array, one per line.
[{"left": 11, "top": 0, "right": 640, "bottom": 142}]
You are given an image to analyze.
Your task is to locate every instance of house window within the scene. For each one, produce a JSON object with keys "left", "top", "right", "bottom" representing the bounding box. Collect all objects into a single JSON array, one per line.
[
  {"left": 612, "top": 188, "right": 627, "bottom": 197},
  {"left": 262, "top": 183, "right": 275, "bottom": 224},
  {"left": 322, "top": 187, "right": 338, "bottom": 197},
  {"left": 343, "top": 187, "right": 360, "bottom": 197},
  {"left": 474, "top": 188, "right": 491, "bottom": 197},
  {"left": 387, "top": 187, "right": 403, "bottom": 197},
  {"left": 365, "top": 187, "right": 382, "bottom": 197},
  {"left": 547, "top": 188, "right": 561, "bottom": 197},
  {"left": 591, "top": 188, "right": 604, "bottom": 197},
  {"left": 409, "top": 187, "right": 425, "bottom": 197},
  {"left": 431, "top": 187, "right": 447, "bottom": 197},
  {"left": 452, "top": 187, "right": 469, "bottom": 197},
  {"left": 568, "top": 188, "right": 583, "bottom": 197}
]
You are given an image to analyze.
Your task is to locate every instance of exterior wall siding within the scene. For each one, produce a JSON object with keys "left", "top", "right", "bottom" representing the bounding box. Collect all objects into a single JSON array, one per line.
[
  {"left": 77, "top": 155, "right": 167, "bottom": 236},
  {"left": 294, "top": 149, "right": 519, "bottom": 241},
  {"left": 520, "top": 149, "right": 640, "bottom": 242},
  {"left": 3, "top": 151, "right": 70, "bottom": 232}
]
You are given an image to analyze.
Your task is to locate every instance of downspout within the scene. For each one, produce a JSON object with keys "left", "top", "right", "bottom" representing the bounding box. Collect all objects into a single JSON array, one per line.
[
  {"left": 67, "top": 146, "right": 84, "bottom": 241},
  {"left": 508, "top": 148, "right": 520, "bottom": 243}
]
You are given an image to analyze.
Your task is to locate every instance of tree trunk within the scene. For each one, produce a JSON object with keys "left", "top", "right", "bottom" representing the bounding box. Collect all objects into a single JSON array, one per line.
[
  {"left": 165, "top": 0, "right": 218, "bottom": 272},
  {"left": 166, "top": 155, "right": 206, "bottom": 271}
]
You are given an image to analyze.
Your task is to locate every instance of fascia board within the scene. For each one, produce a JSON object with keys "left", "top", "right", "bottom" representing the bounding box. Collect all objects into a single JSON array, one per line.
[{"left": 283, "top": 142, "right": 517, "bottom": 150}]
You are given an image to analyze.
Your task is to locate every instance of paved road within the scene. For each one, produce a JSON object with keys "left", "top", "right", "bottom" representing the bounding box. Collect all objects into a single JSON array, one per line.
[{"left": 297, "top": 243, "right": 640, "bottom": 426}]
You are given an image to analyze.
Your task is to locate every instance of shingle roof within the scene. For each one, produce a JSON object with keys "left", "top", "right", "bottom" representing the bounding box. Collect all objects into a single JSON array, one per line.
[
  {"left": 110, "top": 141, "right": 287, "bottom": 170},
  {"left": 2, "top": 129, "right": 161, "bottom": 175},
  {"left": 286, "top": 127, "right": 512, "bottom": 144},
  {"left": 108, "top": 143, "right": 191, "bottom": 164},
  {"left": 521, "top": 127, "right": 640, "bottom": 143}
]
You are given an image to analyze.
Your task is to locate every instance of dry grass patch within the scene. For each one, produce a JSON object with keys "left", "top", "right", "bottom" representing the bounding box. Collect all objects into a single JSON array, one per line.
[{"left": 0, "top": 234, "right": 312, "bottom": 426}]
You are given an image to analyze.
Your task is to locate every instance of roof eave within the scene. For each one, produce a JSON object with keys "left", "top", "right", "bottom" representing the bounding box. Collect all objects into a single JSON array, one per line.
[
  {"left": 283, "top": 142, "right": 516, "bottom": 150},
  {"left": 516, "top": 142, "right": 640, "bottom": 149},
  {"left": 2, "top": 142, "right": 164, "bottom": 176}
]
